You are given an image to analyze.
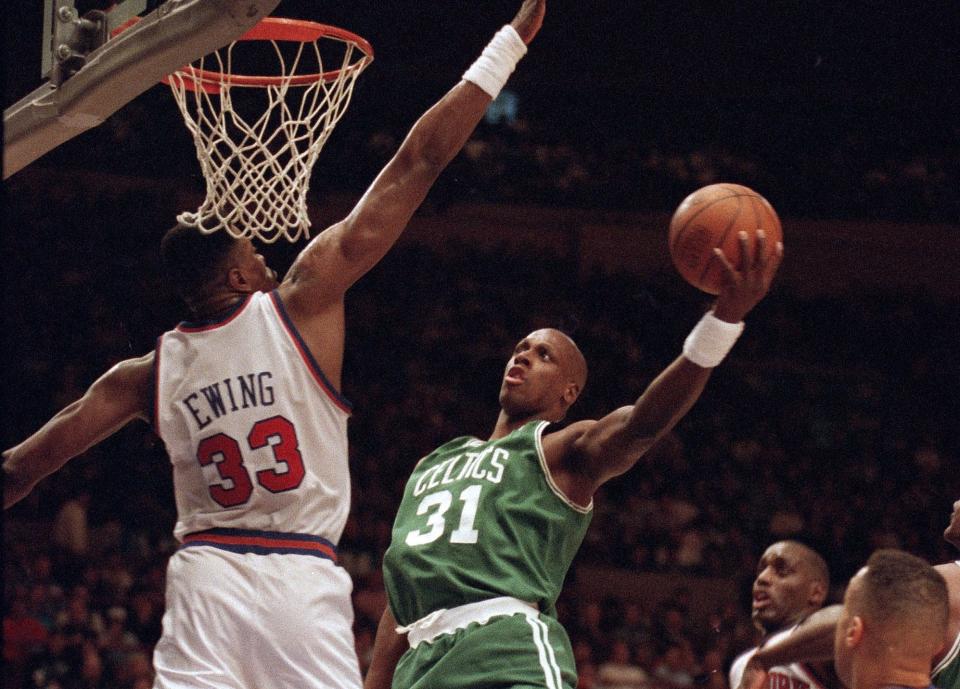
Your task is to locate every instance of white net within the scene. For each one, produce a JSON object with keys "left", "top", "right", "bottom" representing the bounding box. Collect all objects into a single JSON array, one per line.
[{"left": 167, "top": 20, "right": 373, "bottom": 243}]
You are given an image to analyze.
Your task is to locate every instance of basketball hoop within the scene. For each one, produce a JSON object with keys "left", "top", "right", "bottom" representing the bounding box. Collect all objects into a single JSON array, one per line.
[{"left": 162, "top": 17, "right": 374, "bottom": 243}]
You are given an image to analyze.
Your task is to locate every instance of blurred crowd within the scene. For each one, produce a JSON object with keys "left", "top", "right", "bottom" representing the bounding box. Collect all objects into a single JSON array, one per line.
[
  {"left": 3, "top": 172, "right": 958, "bottom": 688},
  {"left": 35, "top": 85, "right": 960, "bottom": 226},
  {"left": 347, "top": 114, "right": 960, "bottom": 225}
]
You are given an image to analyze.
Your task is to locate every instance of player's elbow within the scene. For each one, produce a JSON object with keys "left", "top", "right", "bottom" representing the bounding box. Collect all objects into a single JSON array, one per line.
[
  {"left": 2, "top": 451, "right": 43, "bottom": 509},
  {"left": 396, "top": 127, "right": 450, "bottom": 178},
  {"left": 335, "top": 221, "right": 388, "bottom": 270}
]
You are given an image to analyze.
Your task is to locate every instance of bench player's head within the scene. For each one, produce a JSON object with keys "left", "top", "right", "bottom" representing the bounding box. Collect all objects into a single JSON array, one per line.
[
  {"left": 161, "top": 223, "right": 278, "bottom": 314},
  {"left": 834, "top": 549, "right": 948, "bottom": 689},
  {"left": 499, "top": 328, "right": 587, "bottom": 423},
  {"left": 751, "top": 540, "right": 830, "bottom": 634}
]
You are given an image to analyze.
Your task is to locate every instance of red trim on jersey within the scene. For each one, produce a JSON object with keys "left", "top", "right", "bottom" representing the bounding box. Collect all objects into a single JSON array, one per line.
[
  {"left": 180, "top": 528, "right": 338, "bottom": 562},
  {"left": 267, "top": 290, "right": 352, "bottom": 415},
  {"left": 176, "top": 294, "right": 253, "bottom": 333}
]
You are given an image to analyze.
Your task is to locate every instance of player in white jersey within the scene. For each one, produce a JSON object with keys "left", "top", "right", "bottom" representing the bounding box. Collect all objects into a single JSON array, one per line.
[
  {"left": 729, "top": 541, "right": 842, "bottom": 689},
  {"left": 2, "top": 2, "right": 547, "bottom": 687}
]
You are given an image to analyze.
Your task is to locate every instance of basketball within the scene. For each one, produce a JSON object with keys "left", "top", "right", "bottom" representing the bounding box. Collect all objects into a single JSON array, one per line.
[{"left": 668, "top": 183, "right": 782, "bottom": 295}]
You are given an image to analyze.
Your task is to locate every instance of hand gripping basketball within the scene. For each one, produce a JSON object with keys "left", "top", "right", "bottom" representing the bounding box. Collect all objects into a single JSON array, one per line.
[
  {"left": 711, "top": 229, "right": 784, "bottom": 323},
  {"left": 668, "top": 183, "right": 782, "bottom": 294}
]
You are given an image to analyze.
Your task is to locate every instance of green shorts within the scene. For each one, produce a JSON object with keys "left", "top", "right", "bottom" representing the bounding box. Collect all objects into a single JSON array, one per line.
[{"left": 392, "top": 612, "right": 577, "bottom": 689}]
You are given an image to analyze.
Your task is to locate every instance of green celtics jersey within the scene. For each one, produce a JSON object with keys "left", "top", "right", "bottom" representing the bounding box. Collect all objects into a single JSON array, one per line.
[
  {"left": 383, "top": 420, "right": 593, "bottom": 626},
  {"left": 935, "top": 644, "right": 960, "bottom": 689},
  {"left": 933, "top": 562, "right": 960, "bottom": 689}
]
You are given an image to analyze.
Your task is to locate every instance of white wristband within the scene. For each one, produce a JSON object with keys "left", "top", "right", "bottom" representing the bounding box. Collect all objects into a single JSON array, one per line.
[
  {"left": 462, "top": 25, "right": 528, "bottom": 99},
  {"left": 683, "top": 311, "right": 745, "bottom": 368}
]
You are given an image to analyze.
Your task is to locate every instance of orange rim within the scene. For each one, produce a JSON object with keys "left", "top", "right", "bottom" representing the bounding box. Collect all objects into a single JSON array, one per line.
[{"left": 112, "top": 16, "right": 374, "bottom": 91}]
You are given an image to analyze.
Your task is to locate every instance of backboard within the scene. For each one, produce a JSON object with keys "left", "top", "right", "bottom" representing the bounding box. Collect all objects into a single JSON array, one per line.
[{"left": 4, "top": 0, "right": 282, "bottom": 179}]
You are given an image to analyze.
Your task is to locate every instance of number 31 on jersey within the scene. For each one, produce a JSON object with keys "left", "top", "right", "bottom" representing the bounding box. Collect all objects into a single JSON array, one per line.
[{"left": 404, "top": 485, "right": 483, "bottom": 546}]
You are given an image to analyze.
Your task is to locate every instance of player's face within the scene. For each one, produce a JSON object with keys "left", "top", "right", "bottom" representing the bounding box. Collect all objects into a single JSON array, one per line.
[
  {"left": 945, "top": 499, "right": 960, "bottom": 549},
  {"left": 751, "top": 543, "right": 820, "bottom": 633},
  {"left": 498, "top": 330, "right": 573, "bottom": 420},
  {"left": 235, "top": 238, "right": 279, "bottom": 291}
]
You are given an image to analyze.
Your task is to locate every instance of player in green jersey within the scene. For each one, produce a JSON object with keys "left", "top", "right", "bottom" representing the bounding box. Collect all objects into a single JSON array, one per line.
[
  {"left": 736, "top": 499, "right": 960, "bottom": 689},
  {"left": 363, "top": 225, "right": 783, "bottom": 688}
]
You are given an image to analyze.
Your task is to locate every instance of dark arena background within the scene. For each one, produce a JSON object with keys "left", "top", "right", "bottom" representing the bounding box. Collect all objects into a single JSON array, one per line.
[{"left": 3, "top": 1, "right": 959, "bottom": 687}]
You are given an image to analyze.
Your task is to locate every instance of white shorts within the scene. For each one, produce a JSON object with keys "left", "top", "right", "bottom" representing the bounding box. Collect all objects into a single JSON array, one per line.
[{"left": 153, "top": 546, "right": 362, "bottom": 689}]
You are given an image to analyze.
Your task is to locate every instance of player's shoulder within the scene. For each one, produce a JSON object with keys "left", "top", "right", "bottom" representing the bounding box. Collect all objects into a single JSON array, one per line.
[
  {"left": 541, "top": 419, "right": 601, "bottom": 476},
  {"left": 935, "top": 560, "right": 960, "bottom": 577},
  {"left": 544, "top": 418, "right": 596, "bottom": 443},
  {"left": 108, "top": 352, "right": 155, "bottom": 380},
  {"left": 95, "top": 353, "right": 155, "bottom": 417}
]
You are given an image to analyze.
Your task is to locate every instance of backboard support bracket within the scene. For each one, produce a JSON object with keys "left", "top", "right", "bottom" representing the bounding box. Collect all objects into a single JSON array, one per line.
[{"left": 4, "top": 0, "right": 282, "bottom": 179}]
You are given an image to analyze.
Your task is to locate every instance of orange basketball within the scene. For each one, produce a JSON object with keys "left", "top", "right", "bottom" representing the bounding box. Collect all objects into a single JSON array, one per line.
[{"left": 668, "top": 183, "right": 782, "bottom": 295}]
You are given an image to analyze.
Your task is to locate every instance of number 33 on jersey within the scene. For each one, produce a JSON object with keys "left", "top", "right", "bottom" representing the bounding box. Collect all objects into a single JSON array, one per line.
[{"left": 155, "top": 291, "right": 353, "bottom": 544}]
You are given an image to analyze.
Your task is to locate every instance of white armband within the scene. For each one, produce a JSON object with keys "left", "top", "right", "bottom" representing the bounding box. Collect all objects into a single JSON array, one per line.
[
  {"left": 462, "top": 25, "right": 528, "bottom": 99},
  {"left": 683, "top": 311, "right": 745, "bottom": 368}
]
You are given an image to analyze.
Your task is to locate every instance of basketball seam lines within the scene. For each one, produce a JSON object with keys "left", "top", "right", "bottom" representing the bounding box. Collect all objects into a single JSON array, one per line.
[
  {"left": 670, "top": 191, "right": 758, "bottom": 255},
  {"left": 695, "top": 195, "right": 743, "bottom": 287}
]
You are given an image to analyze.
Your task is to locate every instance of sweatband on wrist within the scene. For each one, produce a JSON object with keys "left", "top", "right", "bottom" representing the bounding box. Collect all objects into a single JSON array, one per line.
[
  {"left": 683, "top": 311, "right": 745, "bottom": 368},
  {"left": 462, "top": 25, "right": 528, "bottom": 99}
]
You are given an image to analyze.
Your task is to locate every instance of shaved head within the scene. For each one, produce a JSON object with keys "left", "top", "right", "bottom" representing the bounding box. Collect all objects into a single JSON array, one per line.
[
  {"left": 785, "top": 540, "right": 830, "bottom": 589},
  {"left": 834, "top": 549, "right": 948, "bottom": 688},
  {"left": 855, "top": 550, "right": 948, "bottom": 646},
  {"left": 537, "top": 328, "right": 588, "bottom": 394}
]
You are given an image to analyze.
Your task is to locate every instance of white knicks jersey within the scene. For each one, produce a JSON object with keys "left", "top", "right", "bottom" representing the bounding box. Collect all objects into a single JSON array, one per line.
[
  {"left": 155, "top": 290, "right": 352, "bottom": 544},
  {"left": 729, "top": 625, "right": 831, "bottom": 689}
]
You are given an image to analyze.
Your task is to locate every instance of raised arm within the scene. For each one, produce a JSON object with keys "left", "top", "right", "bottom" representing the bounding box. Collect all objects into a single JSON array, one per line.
[
  {"left": 554, "top": 231, "right": 783, "bottom": 496},
  {"left": 3, "top": 353, "right": 153, "bottom": 509},
  {"left": 363, "top": 605, "right": 409, "bottom": 689},
  {"left": 279, "top": 0, "right": 545, "bottom": 313},
  {"left": 736, "top": 605, "right": 842, "bottom": 689}
]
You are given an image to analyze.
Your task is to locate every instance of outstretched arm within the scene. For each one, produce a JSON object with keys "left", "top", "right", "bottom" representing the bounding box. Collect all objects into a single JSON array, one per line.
[
  {"left": 557, "top": 231, "right": 783, "bottom": 494},
  {"left": 280, "top": 0, "right": 546, "bottom": 312},
  {"left": 3, "top": 353, "right": 153, "bottom": 509},
  {"left": 363, "top": 605, "right": 409, "bottom": 689},
  {"left": 737, "top": 605, "right": 842, "bottom": 689}
]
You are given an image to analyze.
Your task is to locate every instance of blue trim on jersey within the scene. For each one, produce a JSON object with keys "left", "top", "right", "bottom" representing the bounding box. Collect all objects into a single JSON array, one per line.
[
  {"left": 178, "top": 527, "right": 339, "bottom": 562},
  {"left": 180, "top": 542, "right": 335, "bottom": 558},
  {"left": 185, "top": 526, "right": 336, "bottom": 543},
  {"left": 268, "top": 289, "right": 353, "bottom": 411}
]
